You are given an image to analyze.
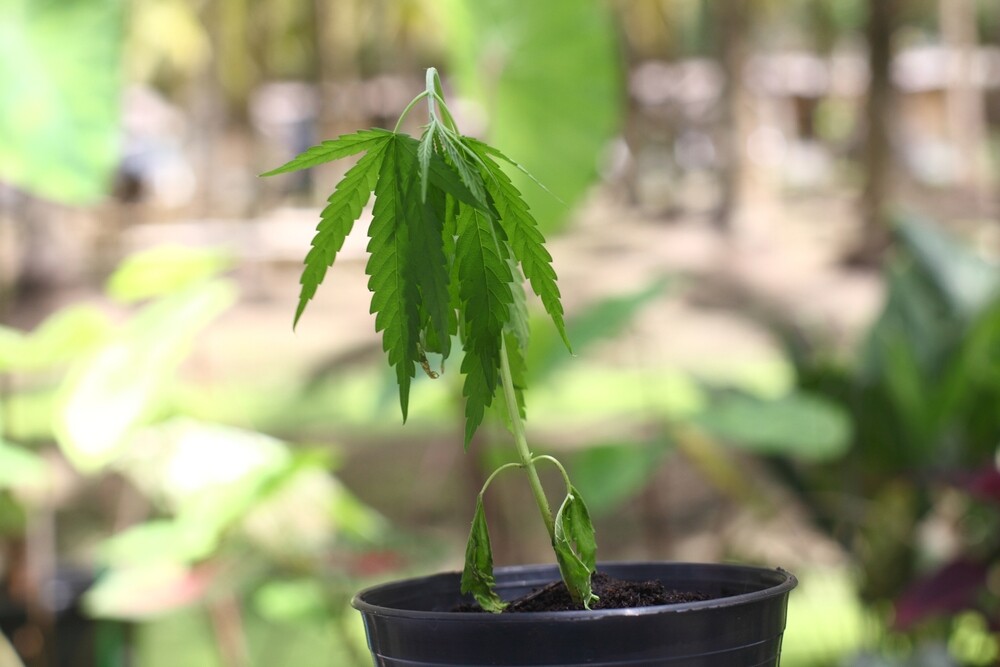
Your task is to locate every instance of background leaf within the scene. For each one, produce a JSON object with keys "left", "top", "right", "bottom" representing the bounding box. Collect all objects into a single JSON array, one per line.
[
  {"left": 437, "top": 0, "right": 622, "bottom": 233},
  {"left": 570, "top": 440, "right": 670, "bottom": 515},
  {"left": 55, "top": 281, "right": 236, "bottom": 473},
  {"left": 0, "top": 0, "right": 122, "bottom": 204},
  {"left": 696, "top": 391, "right": 852, "bottom": 461},
  {"left": 106, "top": 245, "right": 234, "bottom": 303}
]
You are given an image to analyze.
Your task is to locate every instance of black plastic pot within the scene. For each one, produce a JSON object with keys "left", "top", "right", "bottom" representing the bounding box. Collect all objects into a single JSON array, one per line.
[{"left": 353, "top": 561, "right": 797, "bottom": 666}]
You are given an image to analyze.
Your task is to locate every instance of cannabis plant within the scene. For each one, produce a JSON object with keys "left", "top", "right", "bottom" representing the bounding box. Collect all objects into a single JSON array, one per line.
[{"left": 263, "top": 69, "right": 597, "bottom": 611}]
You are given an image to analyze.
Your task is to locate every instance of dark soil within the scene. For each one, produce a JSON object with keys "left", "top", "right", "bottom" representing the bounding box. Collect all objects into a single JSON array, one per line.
[{"left": 456, "top": 572, "right": 713, "bottom": 613}]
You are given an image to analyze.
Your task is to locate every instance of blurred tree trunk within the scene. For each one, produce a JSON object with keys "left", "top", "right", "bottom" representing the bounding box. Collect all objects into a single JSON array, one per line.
[
  {"left": 848, "top": 0, "right": 898, "bottom": 266},
  {"left": 940, "top": 0, "right": 989, "bottom": 205},
  {"left": 713, "top": 0, "right": 750, "bottom": 233}
]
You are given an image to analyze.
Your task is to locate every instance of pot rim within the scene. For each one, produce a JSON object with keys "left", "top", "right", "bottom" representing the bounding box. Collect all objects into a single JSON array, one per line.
[{"left": 352, "top": 560, "right": 797, "bottom": 622}]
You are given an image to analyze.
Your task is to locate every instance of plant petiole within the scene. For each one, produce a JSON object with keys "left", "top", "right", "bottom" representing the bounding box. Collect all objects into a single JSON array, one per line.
[
  {"left": 393, "top": 90, "right": 430, "bottom": 133},
  {"left": 479, "top": 461, "right": 523, "bottom": 497},
  {"left": 532, "top": 454, "right": 573, "bottom": 492}
]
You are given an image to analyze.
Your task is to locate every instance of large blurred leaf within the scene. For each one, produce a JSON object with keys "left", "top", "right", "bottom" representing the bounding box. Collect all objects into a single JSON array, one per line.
[
  {"left": 0, "top": 305, "right": 111, "bottom": 373},
  {"left": 0, "top": 412, "right": 47, "bottom": 491},
  {"left": 0, "top": 0, "right": 122, "bottom": 204},
  {"left": 253, "top": 579, "right": 329, "bottom": 623},
  {"left": 436, "top": 0, "right": 622, "bottom": 233},
  {"left": 99, "top": 519, "right": 218, "bottom": 568},
  {"left": 84, "top": 563, "right": 214, "bottom": 620},
  {"left": 696, "top": 391, "right": 851, "bottom": 461},
  {"left": 55, "top": 282, "right": 236, "bottom": 473},
  {"left": 106, "top": 246, "right": 234, "bottom": 304},
  {"left": 570, "top": 440, "right": 670, "bottom": 515},
  {"left": 529, "top": 278, "right": 670, "bottom": 381},
  {"left": 894, "top": 214, "right": 1000, "bottom": 321}
]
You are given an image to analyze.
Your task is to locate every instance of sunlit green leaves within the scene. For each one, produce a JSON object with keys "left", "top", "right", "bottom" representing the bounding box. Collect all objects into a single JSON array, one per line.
[
  {"left": 553, "top": 486, "right": 598, "bottom": 608},
  {"left": 264, "top": 107, "right": 568, "bottom": 442},
  {"left": 461, "top": 496, "right": 507, "bottom": 613}
]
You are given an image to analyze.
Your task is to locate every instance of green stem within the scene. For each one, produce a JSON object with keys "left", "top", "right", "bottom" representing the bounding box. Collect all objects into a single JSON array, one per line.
[
  {"left": 479, "top": 462, "right": 523, "bottom": 497},
  {"left": 532, "top": 455, "right": 572, "bottom": 491},
  {"left": 499, "top": 336, "right": 556, "bottom": 542},
  {"left": 392, "top": 90, "right": 429, "bottom": 133}
]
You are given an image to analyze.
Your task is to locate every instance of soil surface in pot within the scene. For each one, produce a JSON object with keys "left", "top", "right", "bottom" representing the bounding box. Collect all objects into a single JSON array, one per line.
[{"left": 457, "top": 572, "right": 713, "bottom": 613}]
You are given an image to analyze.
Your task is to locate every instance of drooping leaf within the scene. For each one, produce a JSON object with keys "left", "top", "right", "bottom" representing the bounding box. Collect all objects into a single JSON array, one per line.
[
  {"left": 506, "top": 261, "right": 531, "bottom": 353},
  {"left": 399, "top": 141, "right": 452, "bottom": 358},
  {"left": 260, "top": 128, "right": 394, "bottom": 177},
  {"left": 455, "top": 204, "right": 514, "bottom": 352},
  {"left": 455, "top": 203, "right": 514, "bottom": 441},
  {"left": 502, "top": 332, "right": 527, "bottom": 422},
  {"left": 553, "top": 486, "right": 598, "bottom": 608},
  {"left": 461, "top": 496, "right": 507, "bottom": 613},
  {"left": 460, "top": 348, "right": 498, "bottom": 447},
  {"left": 468, "top": 139, "right": 570, "bottom": 350},
  {"left": 294, "top": 135, "right": 392, "bottom": 327},
  {"left": 367, "top": 136, "right": 421, "bottom": 420}
]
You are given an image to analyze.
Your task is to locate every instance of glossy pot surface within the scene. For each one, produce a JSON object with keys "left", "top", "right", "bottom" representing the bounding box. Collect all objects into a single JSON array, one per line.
[{"left": 353, "top": 561, "right": 797, "bottom": 666}]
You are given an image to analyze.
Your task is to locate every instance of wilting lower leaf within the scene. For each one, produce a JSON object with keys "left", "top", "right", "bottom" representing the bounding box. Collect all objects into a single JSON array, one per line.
[
  {"left": 460, "top": 496, "right": 507, "bottom": 613},
  {"left": 553, "top": 486, "right": 598, "bottom": 608}
]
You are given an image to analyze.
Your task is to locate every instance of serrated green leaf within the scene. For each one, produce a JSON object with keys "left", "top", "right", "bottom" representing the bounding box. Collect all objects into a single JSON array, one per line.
[
  {"left": 294, "top": 137, "right": 391, "bottom": 327},
  {"left": 460, "top": 348, "right": 498, "bottom": 447},
  {"left": 367, "top": 136, "right": 421, "bottom": 420},
  {"left": 467, "top": 139, "right": 570, "bottom": 351},
  {"left": 417, "top": 122, "right": 436, "bottom": 202},
  {"left": 506, "top": 260, "right": 531, "bottom": 353},
  {"left": 260, "top": 129, "right": 393, "bottom": 177},
  {"left": 474, "top": 141, "right": 562, "bottom": 203},
  {"left": 455, "top": 203, "right": 513, "bottom": 443},
  {"left": 553, "top": 486, "right": 598, "bottom": 608},
  {"left": 455, "top": 204, "right": 514, "bottom": 353},
  {"left": 407, "top": 170, "right": 452, "bottom": 362},
  {"left": 503, "top": 332, "right": 527, "bottom": 422},
  {"left": 461, "top": 496, "right": 507, "bottom": 613},
  {"left": 439, "top": 131, "right": 488, "bottom": 207}
]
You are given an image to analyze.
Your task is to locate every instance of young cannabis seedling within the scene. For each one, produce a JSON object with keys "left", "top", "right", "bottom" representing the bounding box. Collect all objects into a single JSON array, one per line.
[{"left": 262, "top": 68, "right": 598, "bottom": 611}]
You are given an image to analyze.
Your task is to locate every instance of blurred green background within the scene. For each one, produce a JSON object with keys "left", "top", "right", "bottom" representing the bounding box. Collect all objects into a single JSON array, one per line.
[{"left": 2, "top": 0, "right": 1000, "bottom": 665}]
